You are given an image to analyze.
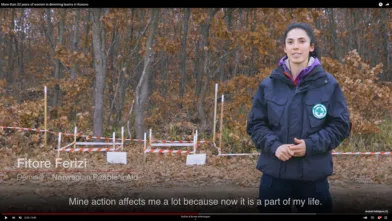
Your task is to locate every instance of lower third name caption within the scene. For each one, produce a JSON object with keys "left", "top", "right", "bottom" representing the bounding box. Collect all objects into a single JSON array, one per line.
[{"left": 69, "top": 197, "right": 322, "bottom": 207}]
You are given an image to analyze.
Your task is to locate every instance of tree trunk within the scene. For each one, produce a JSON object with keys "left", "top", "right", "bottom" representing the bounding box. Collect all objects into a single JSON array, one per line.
[
  {"left": 134, "top": 8, "right": 159, "bottom": 139},
  {"left": 196, "top": 8, "right": 217, "bottom": 133},
  {"left": 91, "top": 8, "right": 108, "bottom": 138},
  {"left": 70, "top": 8, "right": 80, "bottom": 80},
  {"left": 6, "top": 9, "right": 15, "bottom": 85},
  {"left": 179, "top": 8, "right": 190, "bottom": 108},
  {"left": 53, "top": 9, "right": 66, "bottom": 108}
]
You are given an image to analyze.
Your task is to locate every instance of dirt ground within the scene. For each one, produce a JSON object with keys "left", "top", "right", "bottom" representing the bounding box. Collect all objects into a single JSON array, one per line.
[{"left": 0, "top": 146, "right": 391, "bottom": 214}]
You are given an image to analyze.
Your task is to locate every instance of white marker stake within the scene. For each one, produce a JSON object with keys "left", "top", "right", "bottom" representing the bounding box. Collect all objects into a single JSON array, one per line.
[
  {"left": 57, "top": 132, "right": 62, "bottom": 158},
  {"left": 121, "top": 127, "right": 124, "bottom": 151},
  {"left": 149, "top": 128, "right": 152, "bottom": 146},
  {"left": 74, "top": 126, "right": 77, "bottom": 149},
  {"left": 144, "top": 132, "right": 147, "bottom": 153},
  {"left": 213, "top": 84, "right": 218, "bottom": 145},
  {"left": 193, "top": 130, "right": 198, "bottom": 154},
  {"left": 219, "top": 94, "right": 224, "bottom": 154},
  {"left": 113, "top": 132, "right": 115, "bottom": 150},
  {"left": 44, "top": 86, "right": 47, "bottom": 147},
  {"left": 143, "top": 132, "right": 147, "bottom": 163}
]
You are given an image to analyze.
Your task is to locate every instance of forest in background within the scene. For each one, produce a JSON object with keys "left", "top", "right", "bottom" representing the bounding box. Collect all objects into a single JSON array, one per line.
[{"left": 0, "top": 8, "right": 391, "bottom": 153}]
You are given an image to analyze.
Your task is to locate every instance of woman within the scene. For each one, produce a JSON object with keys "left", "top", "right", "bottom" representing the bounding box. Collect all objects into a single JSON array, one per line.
[{"left": 246, "top": 22, "right": 351, "bottom": 213}]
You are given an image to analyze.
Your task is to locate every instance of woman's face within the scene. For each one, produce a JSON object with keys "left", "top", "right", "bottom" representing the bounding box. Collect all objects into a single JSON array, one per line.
[{"left": 284, "top": 28, "right": 314, "bottom": 67}]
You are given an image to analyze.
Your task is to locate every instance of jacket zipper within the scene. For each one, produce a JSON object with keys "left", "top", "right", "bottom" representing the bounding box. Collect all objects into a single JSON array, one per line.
[
  {"left": 282, "top": 85, "right": 296, "bottom": 178},
  {"left": 295, "top": 85, "right": 304, "bottom": 180}
]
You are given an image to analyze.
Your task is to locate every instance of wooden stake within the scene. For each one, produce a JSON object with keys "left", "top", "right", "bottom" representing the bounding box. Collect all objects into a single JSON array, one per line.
[
  {"left": 121, "top": 126, "right": 124, "bottom": 151},
  {"left": 219, "top": 94, "right": 224, "bottom": 153},
  {"left": 213, "top": 83, "right": 218, "bottom": 144},
  {"left": 57, "top": 132, "right": 61, "bottom": 158},
  {"left": 44, "top": 86, "right": 47, "bottom": 147},
  {"left": 149, "top": 128, "right": 152, "bottom": 147},
  {"left": 143, "top": 132, "right": 147, "bottom": 163},
  {"left": 194, "top": 130, "right": 198, "bottom": 154},
  {"left": 74, "top": 126, "right": 77, "bottom": 149},
  {"left": 113, "top": 132, "right": 115, "bottom": 150}
]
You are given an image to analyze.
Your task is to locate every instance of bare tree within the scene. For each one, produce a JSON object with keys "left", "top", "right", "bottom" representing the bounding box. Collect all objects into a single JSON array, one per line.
[
  {"left": 134, "top": 8, "right": 159, "bottom": 139},
  {"left": 91, "top": 8, "right": 108, "bottom": 138}
]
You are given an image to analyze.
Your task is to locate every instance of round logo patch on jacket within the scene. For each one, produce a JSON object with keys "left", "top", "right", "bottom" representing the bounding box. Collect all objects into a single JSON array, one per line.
[{"left": 312, "top": 104, "right": 327, "bottom": 119}]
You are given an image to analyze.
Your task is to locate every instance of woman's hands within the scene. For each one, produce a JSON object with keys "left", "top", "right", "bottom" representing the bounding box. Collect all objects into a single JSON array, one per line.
[
  {"left": 275, "top": 144, "right": 294, "bottom": 161},
  {"left": 275, "top": 138, "right": 306, "bottom": 161}
]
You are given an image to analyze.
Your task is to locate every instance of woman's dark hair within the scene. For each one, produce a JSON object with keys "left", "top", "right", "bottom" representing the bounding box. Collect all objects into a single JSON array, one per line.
[{"left": 282, "top": 22, "right": 320, "bottom": 60}]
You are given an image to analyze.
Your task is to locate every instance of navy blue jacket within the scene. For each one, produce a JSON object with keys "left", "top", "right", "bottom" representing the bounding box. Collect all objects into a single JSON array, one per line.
[{"left": 246, "top": 61, "right": 350, "bottom": 181}]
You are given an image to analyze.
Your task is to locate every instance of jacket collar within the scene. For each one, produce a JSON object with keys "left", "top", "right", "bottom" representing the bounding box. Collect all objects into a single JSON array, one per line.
[
  {"left": 271, "top": 64, "right": 327, "bottom": 89},
  {"left": 278, "top": 56, "right": 322, "bottom": 86}
]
